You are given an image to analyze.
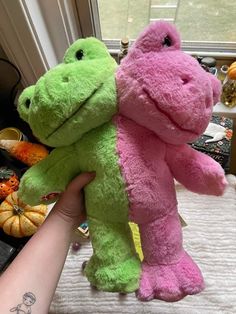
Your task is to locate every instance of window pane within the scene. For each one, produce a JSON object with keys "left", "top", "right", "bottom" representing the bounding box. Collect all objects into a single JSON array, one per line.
[
  {"left": 97, "top": 0, "right": 236, "bottom": 43},
  {"left": 98, "top": 0, "right": 150, "bottom": 40},
  {"left": 176, "top": 0, "right": 236, "bottom": 42}
]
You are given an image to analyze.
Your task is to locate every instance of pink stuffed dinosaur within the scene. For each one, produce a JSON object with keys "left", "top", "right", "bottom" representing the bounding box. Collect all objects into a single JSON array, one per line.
[{"left": 115, "top": 21, "right": 227, "bottom": 301}]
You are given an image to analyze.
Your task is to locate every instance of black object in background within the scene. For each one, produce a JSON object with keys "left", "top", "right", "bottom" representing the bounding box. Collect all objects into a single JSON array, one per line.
[
  {"left": 195, "top": 56, "right": 217, "bottom": 76},
  {"left": 0, "top": 58, "right": 36, "bottom": 141},
  {"left": 0, "top": 240, "right": 16, "bottom": 272},
  {"left": 0, "top": 58, "right": 21, "bottom": 129},
  {"left": 0, "top": 229, "right": 30, "bottom": 272}
]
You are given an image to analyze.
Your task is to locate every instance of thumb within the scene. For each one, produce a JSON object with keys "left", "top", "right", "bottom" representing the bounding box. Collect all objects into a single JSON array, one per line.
[
  {"left": 52, "top": 172, "right": 96, "bottom": 225},
  {"left": 66, "top": 172, "right": 96, "bottom": 193}
]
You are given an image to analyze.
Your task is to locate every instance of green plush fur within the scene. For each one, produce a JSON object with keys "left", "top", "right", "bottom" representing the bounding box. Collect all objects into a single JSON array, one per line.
[
  {"left": 78, "top": 122, "right": 140, "bottom": 292},
  {"left": 17, "top": 38, "right": 141, "bottom": 292},
  {"left": 18, "top": 38, "right": 118, "bottom": 147}
]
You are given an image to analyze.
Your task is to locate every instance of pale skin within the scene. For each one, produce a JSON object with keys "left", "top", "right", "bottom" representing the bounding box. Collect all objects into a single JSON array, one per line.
[{"left": 0, "top": 172, "right": 95, "bottom": 314}]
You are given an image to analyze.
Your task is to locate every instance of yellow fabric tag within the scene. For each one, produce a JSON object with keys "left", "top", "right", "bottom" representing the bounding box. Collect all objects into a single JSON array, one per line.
[
  {"left": 129, "top": 222, "right": 143, "bottom": 261},
  {"left": 129, "top": 215, "right": 187, "bottom": 261}
]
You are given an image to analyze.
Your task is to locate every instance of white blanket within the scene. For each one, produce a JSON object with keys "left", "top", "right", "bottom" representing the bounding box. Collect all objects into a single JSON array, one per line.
[{"left": 50, "top": 175, "right": 236, "bottom": 314}]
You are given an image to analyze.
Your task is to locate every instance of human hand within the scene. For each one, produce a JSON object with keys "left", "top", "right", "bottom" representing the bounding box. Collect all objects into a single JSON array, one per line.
[{"left": 51, "top": 172, "right": 95, "bottom": 228}]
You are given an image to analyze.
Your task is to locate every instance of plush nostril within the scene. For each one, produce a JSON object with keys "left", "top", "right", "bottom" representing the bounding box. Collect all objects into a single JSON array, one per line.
[
  {"left": 62, "top": 76, "right": 69, "bottom": 83},
  {"left": 181, "top": 77, "right": 189, "bottom": 85}
]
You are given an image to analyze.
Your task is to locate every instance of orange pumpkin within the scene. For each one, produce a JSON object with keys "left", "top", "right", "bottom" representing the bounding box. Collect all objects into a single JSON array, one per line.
[
  {"left": 0, "top": 192, "right": 47, "bottom": 237},
  {"left": 227, "top": 61, "right": 236, "bottom": 80}
]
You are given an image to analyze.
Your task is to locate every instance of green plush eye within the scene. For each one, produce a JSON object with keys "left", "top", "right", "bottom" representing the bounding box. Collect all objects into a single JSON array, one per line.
[
  {"left": 25, "top": 98, "right": 31, "bottom": 108},
  {"left": 76, "top": 49, "right": 84, "bottom": 60}
]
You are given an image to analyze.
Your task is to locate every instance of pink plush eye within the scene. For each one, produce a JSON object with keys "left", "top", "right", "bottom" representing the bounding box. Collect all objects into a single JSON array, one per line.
[{"left": 162, "top": 36, "right": 172, "bottom": 47}]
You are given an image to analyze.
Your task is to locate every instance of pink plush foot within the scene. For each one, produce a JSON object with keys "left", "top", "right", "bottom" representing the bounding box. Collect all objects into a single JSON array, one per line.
[{"left": 137, "top": 251, "right": 205, "bottom": 302}]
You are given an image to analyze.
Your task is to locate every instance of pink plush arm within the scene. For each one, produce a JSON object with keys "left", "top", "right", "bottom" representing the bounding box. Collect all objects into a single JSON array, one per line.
[{"left": 166, "top": 144, "right": 227, "bottom": 195}]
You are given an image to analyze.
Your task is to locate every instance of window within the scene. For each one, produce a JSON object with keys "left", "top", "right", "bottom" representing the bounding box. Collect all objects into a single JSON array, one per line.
[
  {"left": 1, "top": 0, "right": 235, "bottom": 86},
  {"left": 75, "top": 0, "right": 236, "bottom": 57}
]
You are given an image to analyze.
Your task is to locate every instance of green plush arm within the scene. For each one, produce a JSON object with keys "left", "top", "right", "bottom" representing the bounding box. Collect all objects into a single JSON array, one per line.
[{"left": 18, "top": 145, "right": 81, "bottom": 205}]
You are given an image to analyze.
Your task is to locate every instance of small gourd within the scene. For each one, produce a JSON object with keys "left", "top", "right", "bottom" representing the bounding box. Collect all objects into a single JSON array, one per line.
[
  {"left": 227, "top": 61, "right": 236, "bottom": 80},
  {"left": 0, "top": 191, "right": 47, "bottom": 237},
  {"left": 0, "top": 167, "right": 19, "bottom": 200},
  {"left": 221, "top": 61, "right": 236, "bottom": 108}
]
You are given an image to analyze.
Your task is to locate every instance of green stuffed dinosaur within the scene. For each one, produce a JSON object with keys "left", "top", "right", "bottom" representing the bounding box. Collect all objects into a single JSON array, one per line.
[{"left": 18, "top": 37, "right": 141, "bottom": 293}]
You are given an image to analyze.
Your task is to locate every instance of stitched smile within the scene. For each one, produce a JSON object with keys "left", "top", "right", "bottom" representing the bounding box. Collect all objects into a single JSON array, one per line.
[
  {"left": 143, "top": 87, "right": 198, "bottom": 136},
  {"left": 46, "top": 84, "right": 103, "bottom": 139}
]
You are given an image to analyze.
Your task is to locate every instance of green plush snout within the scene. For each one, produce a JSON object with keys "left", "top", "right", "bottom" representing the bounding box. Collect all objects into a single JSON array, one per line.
[{"left": 18, "top": 38, "right": 118, "bottom": 147}]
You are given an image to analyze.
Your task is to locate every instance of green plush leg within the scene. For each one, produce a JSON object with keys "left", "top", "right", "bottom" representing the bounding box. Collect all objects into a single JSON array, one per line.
[{"left": 85, "top": 217, "right": 141, "bottom": 293}]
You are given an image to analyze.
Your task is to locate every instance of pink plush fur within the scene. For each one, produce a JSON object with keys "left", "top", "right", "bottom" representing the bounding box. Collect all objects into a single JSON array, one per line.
[
  {"left": 117, "top": 22, "right": 221, "bottom": 146},
  {"left": 115, "top": 21, "right": 227, "bottom": 301}
]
